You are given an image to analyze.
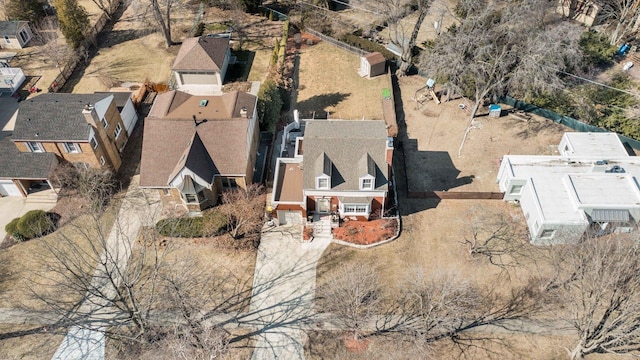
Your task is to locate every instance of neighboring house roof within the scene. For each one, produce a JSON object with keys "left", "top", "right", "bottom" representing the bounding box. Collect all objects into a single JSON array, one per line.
[
  {"left": 139, "top": 90, "right": 257, "bottom": 187},
  {"left": 13, "top": 93, "right": 111, "bottom": 142},
  {"left": 94, "top": 91, "right": 132, "bottom": 111},
  {"left": 171, "top": 36, "right": 230, "bottom": 71},
  {"left": 0, "top": 21, "right": 26, "bottom": 36},
  {"left": 561, "top": 132, "right": 629, "bottom": 158},
  {"left": 0, "top": 132, "right": 58, "bottom": 179},
  {"left": 302, "top": 120, "right": 389, "bottom": 191}
]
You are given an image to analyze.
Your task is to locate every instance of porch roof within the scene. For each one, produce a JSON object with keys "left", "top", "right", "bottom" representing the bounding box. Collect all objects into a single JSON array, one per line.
[{"left": 0, "top": 132, "right": 58, "bottom": 180}]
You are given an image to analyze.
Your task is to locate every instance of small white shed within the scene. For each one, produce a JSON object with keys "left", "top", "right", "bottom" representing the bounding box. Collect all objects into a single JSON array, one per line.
[{"left": 359, "top": 52, "right": 386, "bottom": 78}]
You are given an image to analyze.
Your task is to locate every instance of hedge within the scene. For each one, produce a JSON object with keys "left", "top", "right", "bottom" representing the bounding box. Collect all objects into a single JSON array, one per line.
[
  {"left": 257, "top": 79, "right": 283, "bottom": 133},
  {"left": 339, "top": 33, "right": 396, "bottom": 60},
  {"left": 16, "top": 210, "right": 53, "bottom": 239},
  {"left": 5, "top": 217, "right": 19, "bottom": 235},
  {"left": 156, "top": 209, "right": 229, "bottom": 238},
  {"left": 156, "top": 217, "right": 204, "bottom": 238}
]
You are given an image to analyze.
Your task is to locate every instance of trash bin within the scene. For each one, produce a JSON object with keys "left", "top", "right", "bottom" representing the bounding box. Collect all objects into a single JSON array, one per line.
[{"left": 489, "top": 104, "right": 501, "bottom": 118}]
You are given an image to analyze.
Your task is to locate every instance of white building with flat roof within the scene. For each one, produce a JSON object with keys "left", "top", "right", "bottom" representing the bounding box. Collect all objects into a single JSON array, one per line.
[{"left": 497, "top": 132, "right": 640, "bottom": 244}]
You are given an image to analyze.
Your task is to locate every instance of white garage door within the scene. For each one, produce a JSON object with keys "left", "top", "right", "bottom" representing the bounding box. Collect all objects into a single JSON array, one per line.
[
  {"left": 277, "top": 210, "right": 303, "bottom": 225},
  {"left": 0, "top": 180, "right": 21, "bottom": 197}
]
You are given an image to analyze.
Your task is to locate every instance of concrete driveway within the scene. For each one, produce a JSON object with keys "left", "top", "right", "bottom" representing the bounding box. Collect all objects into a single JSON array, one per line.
[{"left": 0, "top": 196, "right": 56, "bottom": 242}]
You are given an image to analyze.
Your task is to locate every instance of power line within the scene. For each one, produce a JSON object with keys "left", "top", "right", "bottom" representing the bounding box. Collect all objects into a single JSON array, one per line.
[{"left": 557, "top": 69, "right": 640, "bottom": 98}]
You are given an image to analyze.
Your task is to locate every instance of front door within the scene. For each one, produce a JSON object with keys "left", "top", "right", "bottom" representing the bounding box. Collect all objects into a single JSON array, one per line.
[{"left": 316, "top": 198, "right": 330, "bottom": 213}]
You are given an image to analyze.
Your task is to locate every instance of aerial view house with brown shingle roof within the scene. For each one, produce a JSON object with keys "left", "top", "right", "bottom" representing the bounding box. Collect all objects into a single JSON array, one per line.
[
  {"left": 271, "top": 119, "right": 394, "bottom": 225},
  {"left": 139, "top": 89, "right": 259, "bottom": 212},
  {"left": 171, "top": 34, "right": 231, "bottom": 95}
]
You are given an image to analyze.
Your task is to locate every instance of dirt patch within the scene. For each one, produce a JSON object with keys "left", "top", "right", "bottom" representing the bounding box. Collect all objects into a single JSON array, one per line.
[
  {"left": 343, "top": 333, "right": 370, "bottom": 353},
  {"left": 296, "top": 40, "right": 390, "bottom": 120},
  {"left": 332, "top": 219, "right": 398, "bottom": 245}
]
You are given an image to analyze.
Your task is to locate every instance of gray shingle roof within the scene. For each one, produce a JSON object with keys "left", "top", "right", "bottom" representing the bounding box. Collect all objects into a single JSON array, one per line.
[
  {"left": 13, "top": 93, "right": 110, "bottom": 141},
  {"left": 0, "top": 21, "right": 24, "bottom": 36},
  {"left": 0, "top": 132, "right": 58, "bottom": 179},
  {"left": 302, "top": 120, "right": 389, "bottom": 191},
  {"left": 94, "top": 91, "right": 132, "bottom": 111}
]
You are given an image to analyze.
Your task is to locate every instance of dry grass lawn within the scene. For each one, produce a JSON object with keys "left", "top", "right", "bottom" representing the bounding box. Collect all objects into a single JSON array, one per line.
[
  {"left": 0, "top": 324, "right": 64, "bottom": 360},
  {"left": 296, "top": 41, "right": 390, "bottom": 120},
  {"left": 0, "top": 208, "right": 119, "bottom": 310},
  {"left": 66, "top": 1, "right": 201, "bottom": 93},
  {"left": 305, "top": 330, "right": 629, "bottom": 360}
]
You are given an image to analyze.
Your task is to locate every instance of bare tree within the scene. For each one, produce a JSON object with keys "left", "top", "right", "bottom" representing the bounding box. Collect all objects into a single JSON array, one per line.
[
  {"left": 420, "top": 0, "right": 582, "bottom": 121},
  {"left": 220, "top": 184, "right": 265, "bottom": 243},
  {"left": 598, "top": 0, "right": 640, "bottom": 45},
  {"left": 32, "top": 17, "right": 73, "bottom": 71},
  {"left": 382, "top": 0, "right": 433, "bottom": 76},
  {"left": 52, "top": 162, "right": 117, "bottom": 211},
  {"left": 90, "top": 0, "right": 117, "bottom": 19},
  {"left": 379, "top": 268, "right": 541, "bottom": 355},
  {"left": 317, "top": 262, "right": 381, "bottom": 341},
  {"left": 462, "top": 206, "right": 530, "bottom": 275},
  {"left": 420, "top": 0, "right": 581, "bottom": 157},
  {"left": 541, "top": 237, "right": 640, "bottom": 360},
  {"left": 149, "top": 0, "right": 180, "bottom": 48},
  {"left": 558, "top": 0, "right": 594, "bottom": 20}
]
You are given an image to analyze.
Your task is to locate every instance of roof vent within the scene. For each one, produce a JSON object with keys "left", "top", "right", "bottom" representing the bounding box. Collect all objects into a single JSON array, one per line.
[
  {"left": 605, "top": 165, "right": 626, "bottom": 174},
  {"left": 199, "top": 99, "right": 208, "bottom": 107}
]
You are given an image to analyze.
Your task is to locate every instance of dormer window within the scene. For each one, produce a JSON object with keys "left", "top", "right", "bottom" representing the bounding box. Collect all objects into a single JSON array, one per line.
[
  {"left": 317, "top": 176, "right": 329, "bottom": 189},
  {"left": 359, "top": 153, "right": 376, "bottom": 190},
  {"left": 360, "top": 177, "right": 374, "bottom": 190},
  {"left": 315, "top": 152, "right": 332, "bottom": 189}
]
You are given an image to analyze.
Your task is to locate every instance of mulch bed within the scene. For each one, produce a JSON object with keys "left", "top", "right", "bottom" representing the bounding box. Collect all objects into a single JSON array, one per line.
[
  {"left": 343, "top": 333, "right": 370, "bottom": 353},
  {"left": 332, "top": 218, "right": 398, "bottom": 245}
]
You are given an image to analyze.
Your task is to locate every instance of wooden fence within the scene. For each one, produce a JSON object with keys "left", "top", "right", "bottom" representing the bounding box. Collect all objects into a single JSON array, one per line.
[
  {"left": 407, "top": 191, "right": 504, "bottom": 200},
  {"left": 305, "top": 28, "right": 367, "bottom": 57},
  {"left": 48, "top": 1, "right": 120, "bottom": 93}
]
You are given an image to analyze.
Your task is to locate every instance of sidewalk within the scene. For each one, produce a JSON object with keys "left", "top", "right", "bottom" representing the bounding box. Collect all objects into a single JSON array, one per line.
[{"left": 51, "top": 175, "right": 161, "bottom": 360}]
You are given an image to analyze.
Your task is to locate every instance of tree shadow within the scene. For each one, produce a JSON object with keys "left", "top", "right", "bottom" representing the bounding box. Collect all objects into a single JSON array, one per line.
[
  {"left": 99, "top": 28, "right": 154, "bottom": 49},
  {"left": 297, "top": 92, "right": 350, "bottom": 119}
]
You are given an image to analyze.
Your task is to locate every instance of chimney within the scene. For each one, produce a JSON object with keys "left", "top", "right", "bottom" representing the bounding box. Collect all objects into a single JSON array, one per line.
[
  {"left": 294, "top": 109, "right": 300, "bottom": 129},
  {"left": 82, "top": 103, "right": 100, "bottom": 127},
  {"left": 240, "top": 107, "right": 248, "bottom": 118}
]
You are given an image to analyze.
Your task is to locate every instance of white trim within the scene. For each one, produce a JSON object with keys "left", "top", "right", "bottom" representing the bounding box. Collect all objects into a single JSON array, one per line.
[
  {"left": 100, "top": 156, "right": 106, "bottom": 166},
  {"left": 26, "top": 141, "right": 44, "bottom": 153},
  {"left": 62, "top": 142, "right": 81, "bottom": 153},
  {"left": 114, "top": 123, "right": 122, "bottom": 139},
  {"left": 305, "top": 190, "right": 386, "bottom": 198},
  {"left": 359, "top": 174, "right": 375, "bottom": 190},
  {"left": 316, "top": 175, "right": 330, "bottom": 189}
]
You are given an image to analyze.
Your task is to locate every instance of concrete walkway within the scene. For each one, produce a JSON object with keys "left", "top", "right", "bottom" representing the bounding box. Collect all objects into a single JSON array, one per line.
[
  {"left": 51, "top": 175, "right": 161, "bottom": 360},
  {"left": 249, "top": 220, "right": 331, "bottom": 360}
]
